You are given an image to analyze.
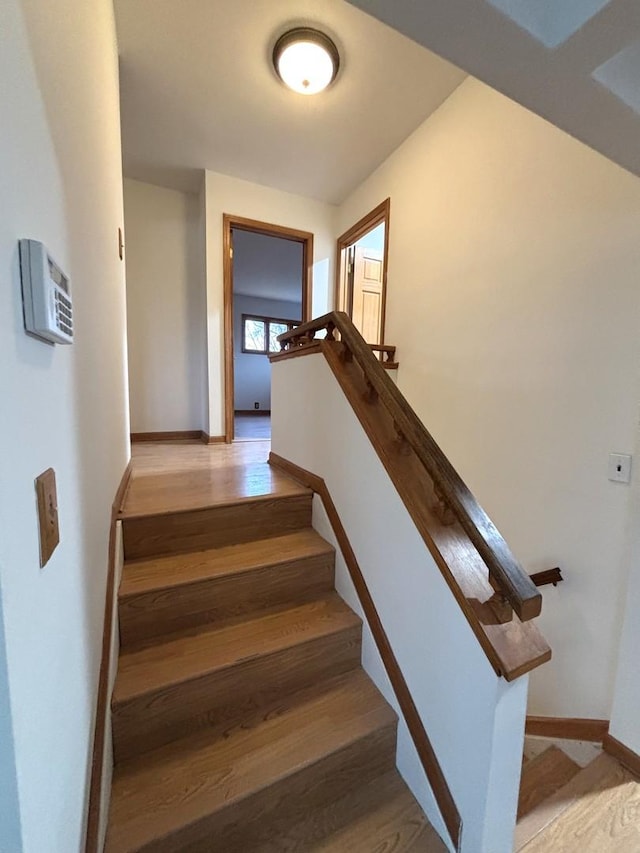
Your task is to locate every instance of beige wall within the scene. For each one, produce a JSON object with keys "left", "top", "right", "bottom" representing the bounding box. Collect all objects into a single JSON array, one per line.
[
  {"left": 204, "top": 170, "right": 336, "bottom": 437},
  {"left": 124, "top": 178, "right": 207, "bottom": 433},
  {"left": 337, "top": 77, "right": 640, "bottom": 720},
  {"left": 0, "top": 0, "right": 129, "bottom": 850},
  {"left": 610, "top": 417, "right": 640, "bottom": 753}
]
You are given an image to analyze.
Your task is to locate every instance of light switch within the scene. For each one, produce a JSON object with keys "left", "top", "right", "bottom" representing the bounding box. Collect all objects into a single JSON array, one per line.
[
  {"left": 35, "top": 468, "right": 59, "bottom": 566},
  {"left": 608, "top": 453, "right": 632, "bottom": 484}
]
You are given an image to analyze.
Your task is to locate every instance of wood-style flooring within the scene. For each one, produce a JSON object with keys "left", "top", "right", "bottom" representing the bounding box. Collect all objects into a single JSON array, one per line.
[
  {"left": 120, "top": 442, "right": 640, "bottom": 852},
  {"left": 125, "top": 440, "right": 272, "bottom": 516},
  {"left": 235, "top": 413, "right": 271, "bottom": 440},
  {"left": 517, "top": 739, "right": 640, "bottom": 851},
  {"left": 107, "top": 439, "right": 445, "bottom": 851}
]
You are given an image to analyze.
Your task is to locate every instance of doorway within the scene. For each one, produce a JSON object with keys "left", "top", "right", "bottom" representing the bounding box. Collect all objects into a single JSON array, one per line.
[
  {"left": 336, "top": 199, "right": 390, "bottom": 346},
  {"left": 223, "top": 215, "right": 313, "bottom": 443}
]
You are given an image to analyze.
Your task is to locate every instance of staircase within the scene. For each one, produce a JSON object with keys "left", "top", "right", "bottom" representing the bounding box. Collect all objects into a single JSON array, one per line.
[
  {"left": 105, "top": 471, "right": 445, "bottom": 851},
  {"left": 516, "top": 743, "right": 640, "bottom": 850}
]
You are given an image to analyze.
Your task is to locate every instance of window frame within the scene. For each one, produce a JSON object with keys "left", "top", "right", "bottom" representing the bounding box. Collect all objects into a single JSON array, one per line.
[{"left": 241, "top": 313, "right": 300, "bottom": 355}]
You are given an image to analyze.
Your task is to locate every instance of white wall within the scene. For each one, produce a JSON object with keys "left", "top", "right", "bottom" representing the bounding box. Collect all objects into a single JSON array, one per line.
[
  {"left": 609, "top": 416, "right": 640, "bottom": 754},
  {"left": 0, "top": 585, "right": 21, "bottom": 852},
  {"left": 233, "top": 229, "right": 304, "bottom": 302},
  {"left": 272, "top": 353, "right": 529, "bottom": 853},
  {"left": 0, "top": 1, "right": 129, "bottom": 850},
  {"left": 204, "top": 170, "right": 336, "bottom": 437},
  {"left": 233, "top": 295, "right": 301, "bottom": 411},
  {"left": 336, "top": 76, "right": 640, "bottom": 721},
  {"left": 124, "top": 178, "right": 207, "bottom": 433}
]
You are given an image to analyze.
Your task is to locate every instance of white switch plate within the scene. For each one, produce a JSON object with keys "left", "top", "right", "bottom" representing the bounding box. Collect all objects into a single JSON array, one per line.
[{"left": 608, "top": 453, "right": 632, "bottom": 484}]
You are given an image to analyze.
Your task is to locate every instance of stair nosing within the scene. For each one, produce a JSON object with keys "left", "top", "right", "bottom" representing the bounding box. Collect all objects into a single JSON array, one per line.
[
  {"left": 120, "top": 487, "right": 313, "bottom": 521},
  {"left": 119, "top": 531, "right": 335, "bottom": 599},
  {"left": 113, "top": 596, "right": 362, "bottom": 705},
  {"left": 108, "top": 671, "right": 397, "bottom": 850}
]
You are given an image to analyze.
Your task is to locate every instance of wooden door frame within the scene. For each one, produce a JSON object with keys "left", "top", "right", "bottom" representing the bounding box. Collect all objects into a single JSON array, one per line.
[
  {"left": 223, "top": 214, "right": 314, "bottom": 443},
  {"left": 335, "top": 198, "right": 390, "bottom": 345}
]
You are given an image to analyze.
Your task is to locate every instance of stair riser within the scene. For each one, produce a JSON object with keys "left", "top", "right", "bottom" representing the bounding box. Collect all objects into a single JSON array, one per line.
[
  {"left": 122, "top": 494, "right": 313, "bottom": 560},
  {"left": 119, "top": 553, "right": 336, "bottom": 648},
  {"left": 112, "top": 624, "right": 362, "bottom": 762},
  {"left": 135, "top": 722, "right": 398, "bottom": 853}
]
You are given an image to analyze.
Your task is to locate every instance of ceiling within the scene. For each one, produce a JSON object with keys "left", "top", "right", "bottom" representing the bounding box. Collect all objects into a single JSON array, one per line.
[
  {"left": 233, "top": 230, "right": 303, "bottom": 303},
  {"left": 347, "top": 0, "right": 640, "bottom": 182},
  {"left": 114, "top": 0, "right": 466, "bottom": 203}
]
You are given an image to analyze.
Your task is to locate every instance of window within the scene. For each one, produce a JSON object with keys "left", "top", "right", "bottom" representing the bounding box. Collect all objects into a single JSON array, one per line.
[{"left": 241, "top": 314, "right": 299, "bottom": 354}]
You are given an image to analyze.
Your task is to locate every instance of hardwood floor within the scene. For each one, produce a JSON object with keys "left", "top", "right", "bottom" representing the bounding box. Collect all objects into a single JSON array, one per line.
[
  {"left": 235, "top": 413, "right": 271, "bottom": 440},
  {"left": 106, "top": 440, "right": 444, "bottom": 851},
  {"left": 125, "top": 440, "right": 280, "bottom": 517},
  {"left": 518, "top": 746, "right": 580, "bottom": 820},
  {"left": 517, "top": 742, "right": 640, "bottom": 851},
  {"left": 118, "top": 442, "right": 639, "bottom": 852},
  {"left": 130, "top": 438, "right": 270, "bottom": 476}
]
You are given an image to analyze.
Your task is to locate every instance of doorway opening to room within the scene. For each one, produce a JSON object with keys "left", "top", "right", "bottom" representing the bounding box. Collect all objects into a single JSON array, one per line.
[
  {"left": 336, "top": 199, "right": 390, "bottom": 347},
  {"left": 223, "top": 215, "right": 313, "bottom": 443}
]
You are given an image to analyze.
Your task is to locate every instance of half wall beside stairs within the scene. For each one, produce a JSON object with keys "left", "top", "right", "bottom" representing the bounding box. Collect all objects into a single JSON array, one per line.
[{"left": 270, "top": 313, "right": 551, "bottom": 853}]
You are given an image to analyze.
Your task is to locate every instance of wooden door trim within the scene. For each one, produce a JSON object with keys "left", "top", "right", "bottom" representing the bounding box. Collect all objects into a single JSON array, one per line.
[
  {"left": 223, "top": 214, "right": 314, "bottom": 444},
  {"left": 335, "top": 198, "right": 390, "bottom": 344}
]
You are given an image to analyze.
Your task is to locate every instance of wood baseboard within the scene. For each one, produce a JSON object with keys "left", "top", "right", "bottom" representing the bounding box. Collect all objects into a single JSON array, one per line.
[
  {"left": 525, "top": 716, "right": 609, "bottom": 742},
  {"left": 603, "top": 733, "right": 640, "bottom": 778},
  {"left": 85, "top": 460, "right": 132, "bottom": 853},
  {"left": 131, "top": 430, "right": 202, "bottom": 443},
  {"left": 234, "top": 410, "right": 271, "bottom": 416},
  {"left": 203, "top": 433, "right": 225, "bottom": 444}
]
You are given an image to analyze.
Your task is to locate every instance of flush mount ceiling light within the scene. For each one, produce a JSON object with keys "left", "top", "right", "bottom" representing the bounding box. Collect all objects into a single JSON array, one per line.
[{"left": 272, "top": 28, "right": 340, "bottom": 95}]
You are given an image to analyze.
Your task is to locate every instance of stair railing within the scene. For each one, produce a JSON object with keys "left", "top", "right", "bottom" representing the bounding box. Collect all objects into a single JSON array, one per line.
[{"left": 274, "top": 312, "right": 550, "bottom": 681}]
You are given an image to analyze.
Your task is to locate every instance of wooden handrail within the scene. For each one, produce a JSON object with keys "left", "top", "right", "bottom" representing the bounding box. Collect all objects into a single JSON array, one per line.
[
  {"left": 277, "top": 312, "right": 542, "bottom": 623},
  {"left": 530, "top": 567, "right": 563, "bottom": 588}
]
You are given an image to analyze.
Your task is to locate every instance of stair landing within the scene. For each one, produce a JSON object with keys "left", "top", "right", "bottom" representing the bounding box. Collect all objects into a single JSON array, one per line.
[{"left": 123, "top": 440, "right": 300, "bottom": 518}]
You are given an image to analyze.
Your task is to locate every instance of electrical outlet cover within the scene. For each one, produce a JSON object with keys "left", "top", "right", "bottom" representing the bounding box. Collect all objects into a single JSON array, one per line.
[
  {"left": 35, "top": 468, "right": 59, "bottom": 566},
  {"left": 608, "top": 453, "right": 632, "bottom": 484}
]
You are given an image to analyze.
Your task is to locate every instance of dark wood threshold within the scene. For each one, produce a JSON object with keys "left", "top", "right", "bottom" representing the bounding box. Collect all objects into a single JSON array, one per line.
[
  {"left": 603, "top": 733, "right": 640, "bottom": 778},
  {"left": 525, "top": 716, "right": 609, "bottom": 742},
  {"left": 85, "top": 460, "right": 133, "bottom": 853},
  {"left": 234, "top": 410, "right": 271, "bottom": 416},
  {"left": 269, "top": 451, "right": 462, "bottom": 851}
]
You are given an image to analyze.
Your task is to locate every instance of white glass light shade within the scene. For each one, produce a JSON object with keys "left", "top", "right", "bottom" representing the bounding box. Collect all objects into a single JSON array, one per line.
[{"left": 273, "top": 29, "right": 339, "bottom": 95}]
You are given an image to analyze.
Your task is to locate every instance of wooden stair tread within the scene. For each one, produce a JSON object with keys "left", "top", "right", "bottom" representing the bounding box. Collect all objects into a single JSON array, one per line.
[
  {"left": 518, "top": 745, "right": 581, "bottom": 819},
  {"left": 515, "top": 752, "right": 637, "bottom": 850},
  {"left": 106, "top": 669, "right": 397, "bottom": 852},
  {"left": 121, "top": 462, "right": 311, "bottom": 518},
  {"left": 241, "top": 769, "right": 446, "bottom": 852},
  {"left": 120, "top": 529, "right": 333, "bottom": 596},
  {"left": 519, "top": 752, "right": 640, "bottom": 851},
  {"left": 308, "top": 771, "right": 446, "bottom": 852},
  {"left": 113, "top": 594, "right": 360, "bottom": 703}
]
